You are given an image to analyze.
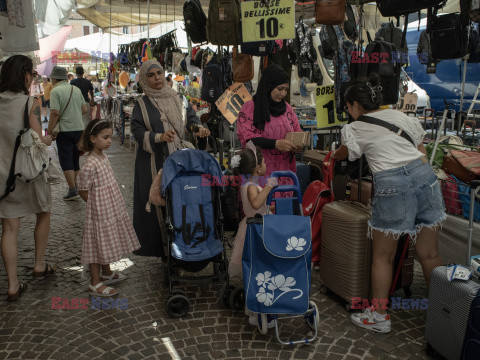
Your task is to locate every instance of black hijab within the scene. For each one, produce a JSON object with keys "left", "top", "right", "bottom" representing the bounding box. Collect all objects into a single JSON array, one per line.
[{"left": 253, "top": 64, "right": 290, "bottom": 131}]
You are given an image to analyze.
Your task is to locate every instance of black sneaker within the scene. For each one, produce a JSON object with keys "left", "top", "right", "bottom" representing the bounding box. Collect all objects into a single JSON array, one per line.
[
  {"left": 43, "top": 117, "right": 48, "bottom": 123},
  {"left": 63, "top": 189, "right": 80, "bottom": 201}
]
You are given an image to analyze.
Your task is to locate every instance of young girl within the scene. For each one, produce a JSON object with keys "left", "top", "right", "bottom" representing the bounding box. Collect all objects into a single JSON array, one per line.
[
  {"left": 229, "top": 142, "right": 278, "bottom": 325},
  {"left": 76, "top": 119, "right": 140, "bottom": 297}
]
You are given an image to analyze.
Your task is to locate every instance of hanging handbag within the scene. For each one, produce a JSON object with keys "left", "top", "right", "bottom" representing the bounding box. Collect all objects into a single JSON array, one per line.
[
  {"left": 232, "top": 46, "right": 254, "bottom": 83},
  {"left": 1, "top": 98, "right": 51, "bottom": 201},
  {"left": 52, "top": 86, "right": 73, "bottom": 137}
]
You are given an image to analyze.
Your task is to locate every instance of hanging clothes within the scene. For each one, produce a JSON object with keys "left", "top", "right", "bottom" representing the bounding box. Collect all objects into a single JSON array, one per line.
[
  {"left": 0, "top": 0, "right": 38, "bottom": 52},
  {"left": 6, "top": 0, "right": 25, "bottom": 28}
]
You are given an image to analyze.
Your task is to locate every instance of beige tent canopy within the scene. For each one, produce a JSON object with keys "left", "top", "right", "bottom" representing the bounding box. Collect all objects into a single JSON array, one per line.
[
  {"left": 76, "top": 0, "right": 462, "bottom": 30},
  {"left": 76, "top": 0, "right": 210, "bottom": 29}
]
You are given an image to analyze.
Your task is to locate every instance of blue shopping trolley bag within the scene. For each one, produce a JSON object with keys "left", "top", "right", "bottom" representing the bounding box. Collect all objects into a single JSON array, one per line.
[
  {"left": 243, "top": 214, "right": 312, "bottom": 315},
  {"left": 242, "top": 170, "right": 312, "bottom": 315}
]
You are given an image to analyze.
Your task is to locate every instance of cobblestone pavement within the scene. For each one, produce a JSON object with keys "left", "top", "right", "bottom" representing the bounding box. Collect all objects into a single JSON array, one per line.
[{"left": 0, "top": 140, "right": 438, "bottom": 360}]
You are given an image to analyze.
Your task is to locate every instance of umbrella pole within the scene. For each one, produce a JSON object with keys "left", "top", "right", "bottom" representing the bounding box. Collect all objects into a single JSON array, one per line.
[
  {"left": 459, "top": 57, "right": 468, "bottom": 113},
  {"left": 147, "top": 0, "right": 150, "bottom": 42}
]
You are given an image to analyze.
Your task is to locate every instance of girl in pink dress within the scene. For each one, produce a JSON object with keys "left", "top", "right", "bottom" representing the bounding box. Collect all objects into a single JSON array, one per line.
[
  {"left": 228, "top": 143, "right": 278, "bottom": 279},
  {"left": 76, "top": 119, "right": 140, "bottom": 297}
]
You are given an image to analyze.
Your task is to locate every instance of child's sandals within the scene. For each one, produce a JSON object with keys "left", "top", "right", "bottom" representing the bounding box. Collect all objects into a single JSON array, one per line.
[
  {"left": 100, "top": 271, "right": 127, "bottom": 285},
  {"left": 89, "top": 282, "right": 118, "bottom": 297}
]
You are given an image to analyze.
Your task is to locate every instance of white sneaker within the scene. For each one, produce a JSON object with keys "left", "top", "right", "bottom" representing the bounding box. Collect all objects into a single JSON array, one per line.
[
  {"left": 248, "top": 315, "right": 275, "bottom": 328},
  {"left": 350, "top": 307, "right": 391, "bottom": 333}
]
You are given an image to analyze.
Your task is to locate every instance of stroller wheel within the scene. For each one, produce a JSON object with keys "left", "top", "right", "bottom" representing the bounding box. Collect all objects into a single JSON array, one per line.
[
  {"left": 221, "top": 284, "right": 235, "bottom": 308},
  {"left": 166, "top": 294, "right": 190, "bottom": 318},
  {"left": 165, "top": 289, "right": 187, "bottom": 302},
  {"left": 229, "top": 286, "right": 245, "bottom": 311},
  {"left": 305, "top": 301, "right": 319, "bottom": 331},
  {"left": 257, "top": 314, "right": 269, "bottom": 335}
]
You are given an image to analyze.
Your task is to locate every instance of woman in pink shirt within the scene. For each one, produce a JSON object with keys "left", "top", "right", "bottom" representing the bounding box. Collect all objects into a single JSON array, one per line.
[{"left": 237, "top": 64, "right": 302, "bottom": 179}]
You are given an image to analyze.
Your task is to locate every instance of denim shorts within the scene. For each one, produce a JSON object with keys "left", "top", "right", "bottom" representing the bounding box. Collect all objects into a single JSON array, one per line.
[{"left": 370, "top": 157, "right": 446, "bottom": 240}]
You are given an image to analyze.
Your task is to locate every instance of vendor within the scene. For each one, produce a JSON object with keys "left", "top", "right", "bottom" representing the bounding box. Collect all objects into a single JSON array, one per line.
[{"left": 237, "top": 64, "right": 301, "bottom": 177}]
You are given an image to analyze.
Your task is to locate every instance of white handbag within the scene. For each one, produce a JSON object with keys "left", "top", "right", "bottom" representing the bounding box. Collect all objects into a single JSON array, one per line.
[{"left": 15, "top": 129, "right": 50, "bottom": 183}]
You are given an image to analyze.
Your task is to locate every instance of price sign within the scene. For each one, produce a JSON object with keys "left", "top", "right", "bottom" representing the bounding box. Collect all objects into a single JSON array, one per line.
[
  {"left": 315, "top": 85, "right": 347, "bottom": 128},
  {"left": 396, "top": 93, "right": 418, "bottom": 112},
  {"left": 241, "top": 0, "right": 295, "bottom": 42},
  {"left": 215, "top": 83, "right": 253, "bottom": 125}
]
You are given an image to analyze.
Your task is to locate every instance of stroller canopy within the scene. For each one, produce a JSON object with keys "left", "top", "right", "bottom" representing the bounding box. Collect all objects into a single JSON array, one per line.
[{"left": 161, "top": 149, "right": 223, "bottom": 193}]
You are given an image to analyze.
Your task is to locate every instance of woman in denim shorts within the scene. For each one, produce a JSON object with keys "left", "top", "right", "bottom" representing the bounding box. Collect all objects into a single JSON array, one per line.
[{"left": 331, "top": 75, "right": 446, "bottom": 333}]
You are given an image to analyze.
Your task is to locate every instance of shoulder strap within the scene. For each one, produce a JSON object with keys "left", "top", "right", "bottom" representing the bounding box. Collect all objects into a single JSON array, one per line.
[
  {"left": 137, "top": 96, "right": 152, "bottom": 131},
  {"left": 1, "top": 98, "right": 30, "bottom": 201},
  {"left": 356, "top": 115, "right": 416, "bottom": 147},
  {"left": 58, "top": 86, "right": 74, "bottom": 121}
]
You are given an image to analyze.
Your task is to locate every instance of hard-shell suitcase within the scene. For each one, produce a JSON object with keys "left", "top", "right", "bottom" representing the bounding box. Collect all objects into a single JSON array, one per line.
[
  {"left": 426, "top": 267, "right": 480, "bottom": 360},
  {"left": 320, "top": 201, "right": 372, "bottom": 309},
  {"left": 426, "top": 180, "right": 480, "bottom": 360}
]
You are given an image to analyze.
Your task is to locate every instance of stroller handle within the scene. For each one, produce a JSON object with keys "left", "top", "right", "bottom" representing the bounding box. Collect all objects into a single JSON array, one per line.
[{"left": 266, "top": 171, "right": 302, "bottom": 205}]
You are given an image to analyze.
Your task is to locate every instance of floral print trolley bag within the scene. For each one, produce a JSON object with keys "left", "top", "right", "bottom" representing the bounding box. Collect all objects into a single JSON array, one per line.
[{"left": 242, "top": 171, "right": 319, "bottom": 345}]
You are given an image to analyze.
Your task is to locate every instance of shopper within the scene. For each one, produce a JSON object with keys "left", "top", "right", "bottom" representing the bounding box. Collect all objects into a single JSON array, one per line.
[
  {"left": 29, "top": 73, "right": 44, "bottom": 104},
  {"left": 0, "top": 55, "right": 55, "bottom": 302},
  {"left": 228, "top": 143, "right": 277, "bottom": 327},
  {"left": 130, "top": 60, "right": 209, "bottom": 259},
  {"left": 70, "top": 66, "right": 94, "bottom": 126},
  {"left": 77, "top": 119, "right": 140, "bottom": 297},
  {"left": 42, "top": 76, "right": 53, "bottom": 123},
  {"left": 47, "top": 66, "right": 88, "bottom": 200},
  {"left": 237, "top": 64, "right": 302, "bottom": 177},
  {"left": 331, "top": 75, "right": 445, "bottom": 333}
]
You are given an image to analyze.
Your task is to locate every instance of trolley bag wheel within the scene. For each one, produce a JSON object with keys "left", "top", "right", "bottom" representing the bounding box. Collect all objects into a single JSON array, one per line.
[
  {"left": 305, "top": 301, "right": 320, "bottom": 331},
  {"left": 166, "top": 294, "right": 190, "bottom": 318},
  {"left": 221, "top": 284, "right": 235, "bottom": 308},
  {"left": 257, "top": 314, "right": 269, "bottom": 335},
  {"left": 228, "top": 286, "right": 245, "bottom": 311}
]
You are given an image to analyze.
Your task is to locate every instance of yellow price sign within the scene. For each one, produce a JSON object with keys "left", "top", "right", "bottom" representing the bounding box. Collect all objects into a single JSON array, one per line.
[
  {"left": 215, "top": 83, "right": 253, "bottom": 125},
  {"left": 241, "top": 0, "right": 295, "bottom": 42},
  {"left": 315, "top": 85, "right": 347, "bottom": 128}
]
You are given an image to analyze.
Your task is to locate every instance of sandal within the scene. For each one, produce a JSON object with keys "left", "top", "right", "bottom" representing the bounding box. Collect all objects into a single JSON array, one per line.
[
  {"left": 33, "top": 262, "right": 57, "bottom": 278},
  {"left": 88, "top": 282, "right": 118, "bottom": 297},
  {"left": 7, "top": 282, "right": 28, "bottom": 302},
  {"left": 100, "top": 271, "right": 127, "bottom": 285}
]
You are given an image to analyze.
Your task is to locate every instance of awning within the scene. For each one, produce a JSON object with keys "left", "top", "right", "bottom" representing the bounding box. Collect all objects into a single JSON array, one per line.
[{"left": 76, "top": 0, "right": 210, "bottom": 29}]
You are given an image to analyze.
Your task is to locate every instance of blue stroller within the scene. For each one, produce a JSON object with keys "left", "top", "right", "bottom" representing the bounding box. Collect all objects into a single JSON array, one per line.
[
  {"left": 242, "top": 171, "right": 319, "bottom": 345},
  {"left": 161, "top": 149, "right": 228, "bottom": 318}
]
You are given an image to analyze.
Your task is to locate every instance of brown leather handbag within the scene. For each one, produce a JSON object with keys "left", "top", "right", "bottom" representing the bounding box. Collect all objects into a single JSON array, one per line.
[
  {"left": 232, "top": 46, "right": 254, "bottom": 83},
  {"left": 315, "top": 0, "right": 346, "bottom": 25}
]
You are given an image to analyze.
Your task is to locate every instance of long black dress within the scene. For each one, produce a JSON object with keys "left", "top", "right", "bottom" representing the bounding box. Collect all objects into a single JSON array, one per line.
[{"left": 131, "top": 95, "right": 201, "bottom": 258}]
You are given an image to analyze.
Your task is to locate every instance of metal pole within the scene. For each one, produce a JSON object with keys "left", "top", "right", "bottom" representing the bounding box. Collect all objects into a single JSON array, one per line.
[
  {"left": 147, "top": 0, "right": 150, "bottom": 42},
  {"left": 460, "top": 57, "right": 468, "bottom": 113}
]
